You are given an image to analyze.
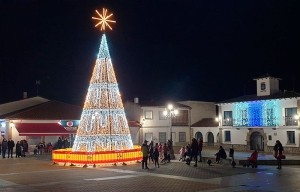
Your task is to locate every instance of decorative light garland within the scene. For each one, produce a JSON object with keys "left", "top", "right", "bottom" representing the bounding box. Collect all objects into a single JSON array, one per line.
[
  {"left": 72, "top": 34, "right": 134, "bottom": 152},
  {"left": 234, "top": 100, "right": 279, "bottom": 126}
]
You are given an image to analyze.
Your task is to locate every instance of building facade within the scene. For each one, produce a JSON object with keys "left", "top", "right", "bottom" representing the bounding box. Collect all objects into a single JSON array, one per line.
[
  {"left": 214, "top": 74, "right": 300, "bottom": 153},
  {"left": 124, "top": 99, "right": 216, "bottom": 146}
]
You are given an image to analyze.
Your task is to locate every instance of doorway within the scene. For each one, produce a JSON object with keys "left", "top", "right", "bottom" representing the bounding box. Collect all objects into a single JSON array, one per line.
[
  {"left": 207, "top": 132, "right": 214, "bottom": 146},
  {"left": 195, "top": 132, "right": 203, "bottom": 141},
  {"left": 250, "top": 132, "right": 264, "bottom": 151}
]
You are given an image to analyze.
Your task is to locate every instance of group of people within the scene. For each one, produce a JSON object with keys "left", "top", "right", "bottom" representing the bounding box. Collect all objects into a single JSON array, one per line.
[
  {"left": 141, "top": 138, "right": 204, "bottom": 169},
  {"left": 0, "top": 138, "right": 28, "bottom": 158},
  {"left": 57, "top": 137, "right": 71, "bottom": 149},
  {"left": 178, "top": 138, "right": 203, "bottom": 167},
  {"left": 140, "top": 139, "right": 173, "bottom": 169}
]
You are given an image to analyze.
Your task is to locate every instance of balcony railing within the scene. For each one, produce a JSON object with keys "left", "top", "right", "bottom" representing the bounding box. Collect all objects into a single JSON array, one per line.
[
  {"left": 222, "top": 119, "right": 233, "bottom": 126},
  {"left": 222, "top": 118, "right": 279, "bottom": 127},
  {"left": 285, "top": 116, "right": 299, "bottom": 126}
]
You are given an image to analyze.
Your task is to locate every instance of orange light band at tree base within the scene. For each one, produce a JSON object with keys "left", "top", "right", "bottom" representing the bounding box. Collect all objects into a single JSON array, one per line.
[{"left": 52, "top": 145, "right": 142, "bottom": 166}]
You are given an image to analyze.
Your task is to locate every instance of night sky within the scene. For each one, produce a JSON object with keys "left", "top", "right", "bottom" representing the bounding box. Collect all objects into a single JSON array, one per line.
[{"left": 1, "top": 0, "right": 300, "bottom": 106}]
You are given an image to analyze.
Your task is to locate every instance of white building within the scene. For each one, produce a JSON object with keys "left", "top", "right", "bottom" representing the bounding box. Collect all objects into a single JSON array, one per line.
[
  {"left": 124, "top": 99, "right": 216, "bottom": 146},
  {"left": 211, "top": 74, "right": 300, "bottom": 153}
]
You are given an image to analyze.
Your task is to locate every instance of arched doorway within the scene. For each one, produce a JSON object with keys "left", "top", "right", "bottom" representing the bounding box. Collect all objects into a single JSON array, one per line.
[
  {"left": 207, "top": 132, "right": 214, "bottom": 146},
  {"left": 250, "top": 132, "right": 264, "bottom": 151},
  {"left": 195, "top": 132, "right": 203, "bottom": 141}
]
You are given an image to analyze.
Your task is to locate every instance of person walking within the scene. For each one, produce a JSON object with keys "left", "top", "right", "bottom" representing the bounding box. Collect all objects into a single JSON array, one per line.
[
  {"left": 162, "top": 143, "right": 170, "bottom": 163},
  {"left": 191, "top": 138, "right": 198, "bottom": 167},
  {"left": 15, "top": 141, "right": 22, "bottom": 158},
  {"left": 197, "top": 139, "right": 203, "bottom": 162},
  {"left": 179, "top": 146, "right": 185, "bottom": 161},
  {"left": 7, "top": 138, "right": 15, "bottom": 158},
  {"left": 148, "top": 141, "right": 154, "bottom": 163},
  {"left": 185, "top": 145, "right": 192, "bottom": 165},
  {"left": 153, "top": 147, "right": 160, "bottom": 168},
  {"left": 141, "top": 140, "right": 149, "bottom": 169},
  {"left": 274, "top": 140, "right": 283, "bottom": 169},
  {"left": 1, "top": 138, "right": 7, "bottom": 158}
]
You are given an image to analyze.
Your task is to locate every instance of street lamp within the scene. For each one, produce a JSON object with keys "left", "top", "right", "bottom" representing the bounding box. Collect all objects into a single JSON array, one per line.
[{"left": 164, "top": 104, "right": 178, "bottom": 159}]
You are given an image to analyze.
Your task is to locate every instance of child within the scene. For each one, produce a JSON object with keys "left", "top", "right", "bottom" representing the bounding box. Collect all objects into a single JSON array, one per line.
[
  {"left": 179, "top": 146, "right": 186, "bottom": 161},
  {"left": 185, "top": 145, "right": 192, "bottom": 166},
  {"left": 34, "top": 146, "right": 38, "bottom": 156},
  {"left": 153, "top": 147, "right": 160, "bottom": 168}
]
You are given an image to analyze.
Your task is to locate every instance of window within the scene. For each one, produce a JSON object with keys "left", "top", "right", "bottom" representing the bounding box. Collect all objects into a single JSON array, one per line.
[
  {"left": 285, "top": 108, "right": 298, "bottom": 126},
  {"left": 268, "top": 135, "right": 272, "bottom": 140},
  {"left": 261, "top": 82, "right": 266, "bottom": 91},
  {"left": 223, "top": 111, "right": 233, "bottom": 126},
  {"left": 224, "top": 111, "right": 232, "bottom": 119},
  {"left": 285, "top": 108, "right": 297, "bottom": 117},
  {"left": 159, "top": 132, "right": 166, "bottom": 143},
  {"left": 287, "top": 131, "right": 295, "bottom": 144},
  {"left": 144, "top": 111, "right": 153, "bottom": 119},
  {"left": 225, "top": 131, "right": 231, "bottom": 142},
  {"left": 179, "top": 132, "right": 186, "bottom": 142},
  {"left": 159, "top": 111, "right": 167, "bottom": 120}
]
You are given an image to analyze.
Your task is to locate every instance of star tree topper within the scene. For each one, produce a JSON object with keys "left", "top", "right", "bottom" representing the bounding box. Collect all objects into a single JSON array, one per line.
[{"left": 92, "top": 8, "right": 116, "bottom": 31}]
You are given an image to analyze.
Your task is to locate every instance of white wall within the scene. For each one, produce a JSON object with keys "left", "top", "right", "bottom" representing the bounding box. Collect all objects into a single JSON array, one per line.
[
  {"left": 222, "top": 128, "right": 248, "bottom": 145},
  {"left": 129, "top": 126, "right": 140, "bottom": 145},
  {"left": 141, "top": 107, "right": 171, "bottom": 127},
  {"left": 178, "top": 101, "right": 216, "bottom": 124},
  {"left": 256, "top": 79, "right": 271, "bottom": 96},
  {"left": 142, "top": 126, "right": 189, "bottom": 145}
]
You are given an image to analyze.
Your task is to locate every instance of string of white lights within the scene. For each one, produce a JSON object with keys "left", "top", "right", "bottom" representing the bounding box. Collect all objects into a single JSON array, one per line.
[{"left": 72, "top": 34, "right": 134, "bottom": 152}]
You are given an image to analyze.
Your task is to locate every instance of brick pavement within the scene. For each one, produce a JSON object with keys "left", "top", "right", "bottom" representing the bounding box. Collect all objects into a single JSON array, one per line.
[{"left": 0, "top": 153, "right": 299, "bottom": 192}]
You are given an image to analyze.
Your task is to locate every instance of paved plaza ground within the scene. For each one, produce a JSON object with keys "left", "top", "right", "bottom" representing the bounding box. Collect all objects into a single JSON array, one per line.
[{"left": 1, "top": 150, "right": 300, "bottom": 192}]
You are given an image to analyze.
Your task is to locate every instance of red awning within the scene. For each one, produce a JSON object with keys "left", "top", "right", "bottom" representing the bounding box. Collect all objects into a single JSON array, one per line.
[{"left": 15, "top": 123, "right": 70, "bottom": 136}]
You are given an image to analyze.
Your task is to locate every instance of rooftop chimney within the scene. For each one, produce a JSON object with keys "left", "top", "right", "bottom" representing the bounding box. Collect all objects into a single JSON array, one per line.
[
  {"left": 23, "top": 92, "right": 27, "bottom": 99},
  {"left": 134, "top": 97, "right": 139, "bottom": 104}
]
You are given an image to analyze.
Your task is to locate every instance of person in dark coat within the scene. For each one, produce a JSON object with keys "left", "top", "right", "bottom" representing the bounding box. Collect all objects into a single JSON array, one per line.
[
  {"left": 2, "top": 138, "right": 8, "bottom": 158},
  {"left": 148, "top": 141, "right": 154, "bottom": 163},
  {"left": 22, "top": 140, "right": 28, "bottom": 157},
  {"left": 7, "top": 138, "right": 15, "bottom": 158},
  {"left": 141, "top": 140, "right": 149, "bottom": 169},
  {"left": 197, "top": 139, "right": 203, "bottom": 162},
  {"left": 153, "top": 147, "right": 160, "bottom": 168},
  {"left": 274, "top": 140, "right": 283, "bottom": 169},
  {"left": 191, "top": 138, "right": 198, "bottom": 167},
  {"left": 58, "top": 137, "right": 62, "bottom": 149},
  {"left": 15, "top": 141, "right": 22, "bottom": 158},
  {"left": 215, "top": 146, "right": 227, "bottom": 163}
]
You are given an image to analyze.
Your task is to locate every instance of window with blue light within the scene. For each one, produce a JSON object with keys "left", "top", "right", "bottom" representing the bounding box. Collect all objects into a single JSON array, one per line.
[{"left": 225, "top": 131, "right": 231, "bottom": 142}]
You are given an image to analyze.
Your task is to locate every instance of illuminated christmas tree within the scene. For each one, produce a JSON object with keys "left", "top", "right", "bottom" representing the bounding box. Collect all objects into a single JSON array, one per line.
[{"left": 72, "top": 9, "right": 133, "bottom": 152}]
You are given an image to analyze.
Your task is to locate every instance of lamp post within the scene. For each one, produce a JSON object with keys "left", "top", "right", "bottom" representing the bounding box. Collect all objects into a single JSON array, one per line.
[
  {"left": 295, "top": 114, "right": 299, "bottom": 126},
  {"left": 164, "top": 104, "right": 178, "bottom": 159}
]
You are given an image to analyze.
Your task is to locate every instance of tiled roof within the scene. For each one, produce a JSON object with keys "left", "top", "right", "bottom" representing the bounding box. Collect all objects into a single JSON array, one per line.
[
  {"left": 0, "top": 96, "right": 49, "bottom": 116},
  {"left": 128, "top": 121, "right": 141, "bottom": 127},
  {"left": 139, "top": 100, "right": 190, "bottom": 109},
  {"left": 253, "top": 73, "right": 282, "bottom": 80},
  {"left": 217, "top": 91, "right": 300, "bottom": 104},
  {"left": 191, "top": 118, "right": 219, "bottom": 127},
  {"left": 6, "top": 100, "right": 82, "bottom": 120}
]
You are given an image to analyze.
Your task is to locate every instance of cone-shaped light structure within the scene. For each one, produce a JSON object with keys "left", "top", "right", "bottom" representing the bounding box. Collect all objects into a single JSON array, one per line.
[{"left": 72, "top": 34, "right": 133, "bottom": 152}]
